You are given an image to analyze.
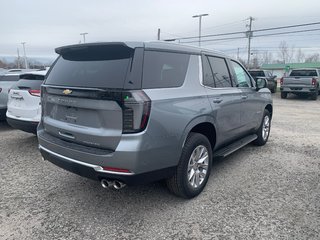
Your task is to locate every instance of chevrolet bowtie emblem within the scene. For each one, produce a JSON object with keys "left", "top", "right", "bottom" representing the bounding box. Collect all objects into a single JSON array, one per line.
[{"left": 63, "top": 89, "right": 72, "bottom": 95}]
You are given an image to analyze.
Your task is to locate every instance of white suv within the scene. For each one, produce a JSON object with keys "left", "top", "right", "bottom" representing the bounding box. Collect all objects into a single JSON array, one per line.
[{"left": 6, "top": 70, "right": 47, "bottom": 134}]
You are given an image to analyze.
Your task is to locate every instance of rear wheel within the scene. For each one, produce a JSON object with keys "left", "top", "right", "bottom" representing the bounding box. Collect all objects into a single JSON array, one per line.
[
  {"left": 253, "top": 109, "right": 271, "bottom": 146},
  {"left": 311, "top": 91, "right": 318, "bottom": 100},
  {"left": 281, "top": 92, "right": 287, "bottom": 99},
  {"left": 166, "top": 133, "right": 212, "bottom": 198}
]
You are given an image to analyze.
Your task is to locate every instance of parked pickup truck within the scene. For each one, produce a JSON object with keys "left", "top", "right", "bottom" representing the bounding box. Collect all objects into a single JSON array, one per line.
[
  {"left": 280, "top": 68, "right": 320, "bottom": 100},
  {"left": 248, "top": 70, "right": 277, "bottom": 93}
]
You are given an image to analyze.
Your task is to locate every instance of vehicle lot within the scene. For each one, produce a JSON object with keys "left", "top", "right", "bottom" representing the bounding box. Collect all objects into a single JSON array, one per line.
[{"left": 0, "top": 93, "right": 319, "bottom": 240}]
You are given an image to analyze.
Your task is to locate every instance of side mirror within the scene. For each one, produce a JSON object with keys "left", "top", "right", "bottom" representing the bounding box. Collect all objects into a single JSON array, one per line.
[{"left": 256, "top": 78, "right": 268, "bottom": 90}]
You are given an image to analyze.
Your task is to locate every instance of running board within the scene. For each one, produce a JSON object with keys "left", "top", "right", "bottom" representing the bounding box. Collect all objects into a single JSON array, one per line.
[{"left": 213, "top": 134, "right": 258, "bottom": 158}]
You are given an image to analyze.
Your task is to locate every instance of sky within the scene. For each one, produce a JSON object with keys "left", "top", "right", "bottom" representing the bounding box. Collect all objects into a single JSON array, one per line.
[{"left": 1, "top": 0, "right": 320, "bottom": 61}]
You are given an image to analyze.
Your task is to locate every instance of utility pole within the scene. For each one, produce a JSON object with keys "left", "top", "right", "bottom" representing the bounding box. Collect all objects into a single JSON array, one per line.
[
  {"left": 17, "top": 48, "right": 21, "bottom": 69},
  {"left": 237, "top": 48, "right": 240, "bottom": 61},
  {"left": 80, "top": 32, "right": 88, "bottom": 43},
  {"left": 192, "top": 13, "right": 209, "bottom": 47},
  {"left": 157, "top": 28, "right": 161, "bottom": 40},
  {"left": 21, "top": 42, "right": 28, "bottom": 69},
  {"left": 246, "top": 16, "right": 255, "bottom": 68}
]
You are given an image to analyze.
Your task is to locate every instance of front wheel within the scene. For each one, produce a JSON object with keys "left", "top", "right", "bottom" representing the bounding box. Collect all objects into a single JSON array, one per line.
[
  {"left": 166, "top": 133, "right": 212, "bottom": 198},
  {"left": 253, "top": 109, "right": 271, "bottom": 146}
]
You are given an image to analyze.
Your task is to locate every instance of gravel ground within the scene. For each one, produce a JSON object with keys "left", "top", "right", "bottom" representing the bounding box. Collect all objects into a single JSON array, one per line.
[{"left": 0, "top": 93, "right": 319, "bottom": 240}]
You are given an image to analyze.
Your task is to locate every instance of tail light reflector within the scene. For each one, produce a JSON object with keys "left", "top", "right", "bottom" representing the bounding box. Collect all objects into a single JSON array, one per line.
[{"left": 102, "top": 166, "right": 131, "bottom": 173}]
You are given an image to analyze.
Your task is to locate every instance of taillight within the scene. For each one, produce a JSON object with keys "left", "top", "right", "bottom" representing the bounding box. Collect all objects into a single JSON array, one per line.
[
  {"left": 312, "top": 78, "right": 317, "bottom": 86},
  {"left": 122, "top": 90, "right": 151, "bottom": 133},
  {"left": 280, "top": 77, "right": 284, "bottom": 85},
  {"left": 29, "top": 89, "right": 41, "bottom": 97}
]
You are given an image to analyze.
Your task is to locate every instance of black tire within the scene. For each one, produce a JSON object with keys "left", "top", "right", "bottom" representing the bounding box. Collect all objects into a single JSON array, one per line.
[
  {"left": 281, "top": 92, "right": 287, "bottom": 99},
  {"left": 166, "top": 133, "right": 212, "bottom": 199},
  {"left": 253, "top": 109, "right": 271, "bottom": 146},
  {"left": 311, "top": 91, "right": 318, "bottom": 100},
  {"left": 271, "top": 87, "right": 275, "bottom": 93}
]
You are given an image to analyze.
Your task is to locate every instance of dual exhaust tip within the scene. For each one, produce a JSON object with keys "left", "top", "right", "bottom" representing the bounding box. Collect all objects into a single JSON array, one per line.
[{"left": 101, "top": 179, "right": 126, "bottom": 190}]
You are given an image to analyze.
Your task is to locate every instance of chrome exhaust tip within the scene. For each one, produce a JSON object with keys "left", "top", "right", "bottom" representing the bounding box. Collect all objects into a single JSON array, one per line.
[
  {"left": 101, "top": 179, "right": 110, "bottom": 188},
  {"left": 113, "top": 181, "right": 126, "bottom": 190}
]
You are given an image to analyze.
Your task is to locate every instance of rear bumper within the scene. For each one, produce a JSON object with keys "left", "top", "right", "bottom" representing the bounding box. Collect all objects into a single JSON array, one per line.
[
  {"left": 280, "top": 86, "right": 317, "bottom": 93},
  {"left": 7, "top": 117, "right": 38, "bottom": 134},
  {"left": 39, "top": 145, "right": 175, "bottom": 185}
]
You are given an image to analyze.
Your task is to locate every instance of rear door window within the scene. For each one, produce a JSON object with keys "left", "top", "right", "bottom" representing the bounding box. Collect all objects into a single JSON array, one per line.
[
  {"left": 207, "top": 56, "right": 232, "bottom": 88},
  {"left": 45, "top": 45, "right": 134, "bottom": 89},
  {"left": 202, "top": 56, "right": 215, "bottom": 88},
  {"left": 142, "top": 51, "right": 190, "bottom": 89}
]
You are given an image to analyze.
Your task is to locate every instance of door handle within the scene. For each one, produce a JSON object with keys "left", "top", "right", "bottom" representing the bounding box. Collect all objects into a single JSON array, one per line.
[
  {"left": 213, "top": 98, "right": 223, "bottom": 103},
  {"left": 241, "top": 95, "right": 248, "bottom": 99}
]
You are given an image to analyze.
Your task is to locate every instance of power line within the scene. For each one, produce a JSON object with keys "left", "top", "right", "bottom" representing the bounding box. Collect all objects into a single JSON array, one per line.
[
  {"left": 179, "top": 27, "right": 320, "bottom": 44},
  {"left": 165, "top": 21, "right": 320, "bottom": 42},
  {"left": 254, "top": 28, "right": 320, "bottom": 37}
]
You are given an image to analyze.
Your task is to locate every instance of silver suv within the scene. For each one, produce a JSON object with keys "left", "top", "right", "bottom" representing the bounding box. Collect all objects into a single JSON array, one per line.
[{"left": 38, "top": 42, "right": 272, "bottom": 198}]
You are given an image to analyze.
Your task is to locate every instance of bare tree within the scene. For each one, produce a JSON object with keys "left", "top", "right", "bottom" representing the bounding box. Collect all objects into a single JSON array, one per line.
[
  {"left": 305, "top": 53, "right": 320, "bottom": 63},
  {"left": 278, "top": 41, "right": 295, "bottom": 63},
  {"left": 295, "top": 48, "right": 305, "bottom": 63},
  {"left": 261, "top": 51, "right": 273, "bottom": 64}
]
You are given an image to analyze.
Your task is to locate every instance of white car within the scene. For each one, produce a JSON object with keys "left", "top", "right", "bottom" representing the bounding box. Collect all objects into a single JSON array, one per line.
[{"left": 6, "top": 70, "right": 47, "bottom": 134}]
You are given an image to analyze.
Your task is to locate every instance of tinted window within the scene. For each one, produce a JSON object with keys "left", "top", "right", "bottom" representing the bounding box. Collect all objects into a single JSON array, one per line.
[
  {"left": 248, "top": 71, "right": 265, "bottom": 78},
  {"left": 0, "top": 75, "right": 20, "bottom": 82},
  {"left": 45, "top": 45, "right": 133, "bottom": 88},
  {"left": 202, "top": 56, "right": 214, "bottom": 88},
  {"left": 20, "top": 74, "right": 45, "bottom": 81},
  {"left": 289, "top": 70, "right": 318, "bottom": 77},
  {"left": 142, "top": 51, "right": 190, "bottom": 89},
  {"left": 231, "top": 61, "right": 252, "bottom": 87},
  {"left": 208, "top": 56, "right": 231, "bottom": 88}
]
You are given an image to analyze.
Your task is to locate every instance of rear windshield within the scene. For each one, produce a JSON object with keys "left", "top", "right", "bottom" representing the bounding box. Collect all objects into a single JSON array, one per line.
[
  {"left": 0, "top": 75, "right": 20, "bottom": 82},
  {"left": 20, "top": 74, "right": 45, "bottom": 81},
  {"left": 45, "top": 45, "right": 134, "bottom": 89},
  {"left": 248, "top": 71, "right": 265, "bottom": 77},
  {"left": 289, "top": 70, "right": 318, "bottom": 77},
  {"left": 142, "top": 51, "right": 190, "bottom": 88}
]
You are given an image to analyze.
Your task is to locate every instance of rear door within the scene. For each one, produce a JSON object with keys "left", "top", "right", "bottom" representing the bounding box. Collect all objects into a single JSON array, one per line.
[
  {"left": 202, "top": 55, "right": 242, "bottom": 145},
  {"left": 42, "top": 44, "right": 140, "bottom": 151}
]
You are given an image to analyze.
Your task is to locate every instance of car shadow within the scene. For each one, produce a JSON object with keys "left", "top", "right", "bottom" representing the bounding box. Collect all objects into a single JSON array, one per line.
[{"left": 0, "top": 120, "right": 13, "bottom": 132}]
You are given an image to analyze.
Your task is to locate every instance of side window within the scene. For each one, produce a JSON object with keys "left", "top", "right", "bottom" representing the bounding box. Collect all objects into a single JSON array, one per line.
[
  {"left": 208, "top": 56, "right": 232, "bottom": 88},
  {"left": 142, "top": 51, "right": 190, "bottom": 89},
  {"left": 202, "top": 56, "right": 215, "bottom": 88},
  {"left": 231, "top": 61, "right": 252, "bottom": 88}
]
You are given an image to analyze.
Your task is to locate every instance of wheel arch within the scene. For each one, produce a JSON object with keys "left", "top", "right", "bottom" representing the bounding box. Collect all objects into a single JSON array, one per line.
[
  {"left": 181, "top": 116, "right": 217, "bottom": 151},
  {"left": 265, "top": 104, "right": 273, "bottom": 119}
]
